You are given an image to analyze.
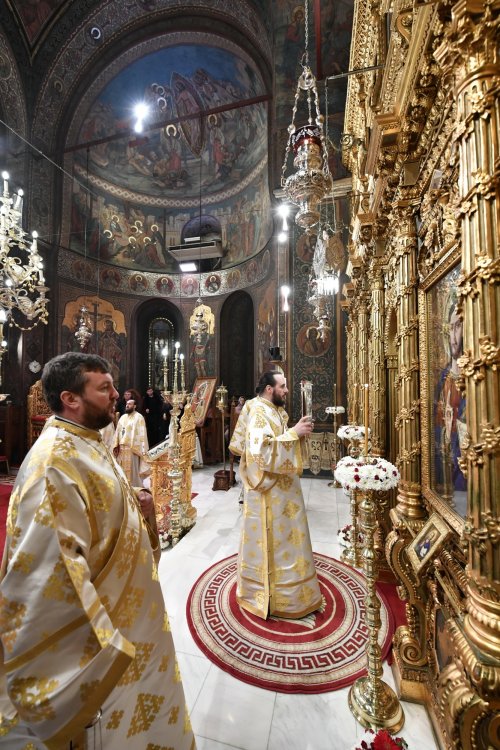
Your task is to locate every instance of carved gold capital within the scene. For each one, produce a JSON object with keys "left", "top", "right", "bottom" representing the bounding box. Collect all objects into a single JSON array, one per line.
[{"left": 463, "top": 511, "right": 500, "bottom": 550}]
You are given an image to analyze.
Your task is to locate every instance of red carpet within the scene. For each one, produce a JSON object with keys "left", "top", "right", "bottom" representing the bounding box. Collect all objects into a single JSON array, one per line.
[
  {"left": 0, "top": 483, "right": 12, "bottom": 557},
  {"left": 187, "top": 553, "right": 395, "bottom": 693}
]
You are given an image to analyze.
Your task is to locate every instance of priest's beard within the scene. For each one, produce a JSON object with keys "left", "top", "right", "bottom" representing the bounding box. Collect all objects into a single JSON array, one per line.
[
  {"left": 271, "top": 390, "right": 286, "bottom": 408},
  {"left": 81, "top": 399, "right": 115, "bottom": 430}
]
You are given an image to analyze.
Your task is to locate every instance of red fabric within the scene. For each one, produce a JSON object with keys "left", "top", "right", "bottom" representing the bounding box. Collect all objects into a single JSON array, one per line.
[
  {"left": 0, "top": 484, "right": 12, "bottom": 557},
  {"left": 187, "top": 553, "right": 396, "bottom": 693}
]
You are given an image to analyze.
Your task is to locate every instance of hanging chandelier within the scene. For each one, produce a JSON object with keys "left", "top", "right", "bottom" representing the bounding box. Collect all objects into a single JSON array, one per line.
[
  {"left": 0, "top": 171, "right": 49, "bottom": 330},
  {"left": 74, "top": 305, "right": 92, "bottom": 350},
  {"left": 280, "top": 1, "right": 332, "bottom": 233}
]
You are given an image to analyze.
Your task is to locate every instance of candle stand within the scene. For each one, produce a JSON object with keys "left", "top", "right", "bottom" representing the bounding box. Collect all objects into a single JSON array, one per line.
[
  {"left": 167, "top": 341, "right": 188, "bottom": 545},
  {"left": 213, "top": 383, "right": 232, "bottom": 491},
  {"left": 325, "top": 405, "right": 345, "bottom": 487},
  {"left": 349, "top": 484, "right": 404, "bottom": 733},
  {"left": 337, "top": 426, "right": 370, "bottom": 567},
  {"left": 335, "top": 453, "right": 403, "bottom": 734}
]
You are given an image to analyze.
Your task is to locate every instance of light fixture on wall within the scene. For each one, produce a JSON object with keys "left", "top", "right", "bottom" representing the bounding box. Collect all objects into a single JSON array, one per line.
[
  {"left": 0, "top": 171, "right": 49, "bottom": 330},
  {"left": 280, "top": 0, "right": 332, "bottom": 233}
]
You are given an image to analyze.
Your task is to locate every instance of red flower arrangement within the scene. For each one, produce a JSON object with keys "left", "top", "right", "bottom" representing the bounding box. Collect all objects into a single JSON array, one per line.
[{"left": 355, "top": 729, "right": 408, "bottom": 750}]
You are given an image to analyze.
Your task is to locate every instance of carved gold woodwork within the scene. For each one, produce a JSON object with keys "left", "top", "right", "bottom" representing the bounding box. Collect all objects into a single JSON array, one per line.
[
  {"left": 150, "top": 404, "right": 197, "bottom": 544},
  {"left": 343, "top": 0, "right": 500, "bottom": 744}
]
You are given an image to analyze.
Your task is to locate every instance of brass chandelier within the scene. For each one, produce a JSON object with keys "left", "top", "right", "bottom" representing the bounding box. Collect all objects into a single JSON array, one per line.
[
  {"left": 0, "top": 171, "right": 49, "bottom": 330},
  {"left": 280, "top": 0, "right": 332, "bottom": 233}
]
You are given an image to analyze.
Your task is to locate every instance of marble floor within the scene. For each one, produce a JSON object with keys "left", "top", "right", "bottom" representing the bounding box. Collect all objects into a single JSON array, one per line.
[{"left": 158, "top": 466, "right": 439, "bottom": 750}]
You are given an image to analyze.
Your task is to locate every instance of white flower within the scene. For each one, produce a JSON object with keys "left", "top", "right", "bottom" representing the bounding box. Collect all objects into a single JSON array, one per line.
[
  {"left": 337, "top": 424, "right": 370, "bottom": 441},
  {"left": 325, "top": 406, "right": 346, "bottom": 415},
  {"left": 334, "top": 455, "right": 400, "bottom": 491}
]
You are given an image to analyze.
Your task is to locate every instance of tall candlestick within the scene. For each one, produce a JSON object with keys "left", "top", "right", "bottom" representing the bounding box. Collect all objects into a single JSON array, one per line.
[
  {"left": 161, "top": 346, "right": 168, "bottom": 393},
  {"left": 353, "top": 383, "right": 358, "bottom": 423},
  {"left": 174, "top": 341, "right": 179, "bottom": 392},
  {"left": 364, "top": 383, "right": 369, "bottom": 456}
]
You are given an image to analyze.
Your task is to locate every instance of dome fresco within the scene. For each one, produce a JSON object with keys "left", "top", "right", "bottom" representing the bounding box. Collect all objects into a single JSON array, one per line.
[{"left": 67, "top": 38, "right": 272, "bottom": 272}]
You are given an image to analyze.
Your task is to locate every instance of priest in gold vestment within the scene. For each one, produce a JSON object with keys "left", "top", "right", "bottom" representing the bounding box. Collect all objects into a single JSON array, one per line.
[
  {"left": 0, "top": 353, "right": 195, "bottom": 750},
  {"left": 113, "top": 398, "right": 150, "bottom": 486},
  {"left": 229, "top": 372, "right": 322, "bottom": 620}
]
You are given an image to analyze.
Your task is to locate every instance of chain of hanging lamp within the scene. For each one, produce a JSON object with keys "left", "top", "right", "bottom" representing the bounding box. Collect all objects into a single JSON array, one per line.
[
  {"left": 74, "top": 150, "right": 93, "bottom": 350},
  {"left": 280, "top": 0, "right": 332, "bottom": 233}
]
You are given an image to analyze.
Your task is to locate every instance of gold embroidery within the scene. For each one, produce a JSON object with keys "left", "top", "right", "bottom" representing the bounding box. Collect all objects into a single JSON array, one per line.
[
  {"left": 10, "top": 676, "right": 58, "bottom": 721},
  {"left": 106, "top": 710, "right": 124, "bottom": 730},
  {"left": 115, "top": 529, "right": 139, "bottom": 578},
  {"left": 42, "top": 559, "right": 79, "bottom": 604},
  {"left": 33, "top": 494, "right": 54, "bottom": 527},
  {"left": 292, "top": 555, "right": 309, "bottom": 577},
  {"left": 162, "top": 612, "right": 171, "bottom": 632},
  {"left": 151, "top": 561, "right": 159, "bottom": 581},
  {"left": 65, "top": 557, "right": 85, "bottom": 594},
  {"left": 173, "top": 660, "right": 181, "bottom": 683},
  {"left": 85, "top": 471, "right": 114, "bottom": 513},
  {"left": 149, "top": 600, "right": 159, "bottom": 619},
  {"left": 168, "top": 705, "right": 180, "bottom": 724},
  {"left": 158, "top": 653, "right": 169, "bottom": 672},
  {"left": 115, "top": 588, "right": 145, "bottom": 627},
  {"left": 80, "top": 680, "right": 100, "bottom": 703},
  {"left": 79, "top": 632, "right": 100, "bottom": 667},
  {"left": 127, "top": 692, "right": 165, "bottom": 736},
  {"left": 53, "top": 434, "right": 79, "bottom": 460},
  {"left": 95, "top": 627, "right": 113, "bottom": 646},
  {"left": 283, "top": 501, "right": 300, "bottom": 519},
  {"left": 117, "top": 642, "right": 154, "bottom": 685},
  {"left": 288, "top": 528, "right": 305, "bottom": 547}
]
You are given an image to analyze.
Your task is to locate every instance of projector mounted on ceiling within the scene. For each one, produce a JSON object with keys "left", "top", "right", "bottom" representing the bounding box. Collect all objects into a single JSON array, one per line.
[{"left": 168, "top": 239, "right": 223, "bottom": 262}]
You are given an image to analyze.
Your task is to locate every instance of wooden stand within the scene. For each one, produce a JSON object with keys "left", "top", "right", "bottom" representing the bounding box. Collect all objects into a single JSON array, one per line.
[{"left": 212, "top": 468, "right": 232, "bottom": 491}]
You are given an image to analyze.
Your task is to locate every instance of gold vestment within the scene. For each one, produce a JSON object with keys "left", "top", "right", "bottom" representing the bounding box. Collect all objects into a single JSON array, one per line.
[
  {"left": 113, "top": 410, "right": 150, "bottom": 485},
  {"left": 0, "top": 418, "right": 195, "bottom": 750},
  {"left": 229, "top": 398, "right": 321, "bottom": 620}
]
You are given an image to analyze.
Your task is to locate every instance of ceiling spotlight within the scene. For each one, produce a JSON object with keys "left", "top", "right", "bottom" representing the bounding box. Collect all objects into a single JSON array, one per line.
[
  {"left": 179, "top": 262, "right": 197, "bottom": 272},
  {"left": 134, "top": 102, "right": 149, "bottom": 119},
  {"left": 278, "top": 231, "right": 288, "bottom": 243}
]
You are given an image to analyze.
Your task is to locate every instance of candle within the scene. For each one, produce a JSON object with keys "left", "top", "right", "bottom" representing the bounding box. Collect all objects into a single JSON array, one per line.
[
  {"left": 174, "top": 341, "right": 180, "bottom": 390},
  {"left": 334, "top": 381, "right": 337, "bottom": 407},
  {"left": 2, "top": 171, "right": 9, "bottom": 195},
  {"left": 180, "top": 353, "right": 185, "bottom": 391},
  {"left": 353, "top": 383, "right": 358, "bottom": 423},
  {"left": 364, "top": 383, "right": 369, "bottom": 456}
]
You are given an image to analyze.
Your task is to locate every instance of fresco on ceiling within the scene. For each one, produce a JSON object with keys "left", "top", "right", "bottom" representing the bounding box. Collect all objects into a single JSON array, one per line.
[
  {"left": 69, "top": 41, "right": 272, "bottom": 270},
  {"left": 69, "top": 165, "right": 271, "bottom": 271},
  {"left": 74, "top": 44, "right": 267, "bottom": 201},
  {"left": 13, "top": 0, "right": 63, "bottom": 43}
]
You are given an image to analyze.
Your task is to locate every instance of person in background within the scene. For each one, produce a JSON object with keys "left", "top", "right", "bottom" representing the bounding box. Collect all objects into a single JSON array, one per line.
[
  {"left": 143, "top": 386, "right": 165, "bottom": 447},
  {"left": 229, "top": 371, "right": 321, "bottom": 620},
  {"left": 113, "top": 398, "right": 150, "bottom": 485},
  {"left": 235, "top": 395, "right": 245, "bottom": 415},
  {"left": 116, "top": 387, "right": 142, "bottom": 417},
  {"left": 0, "top": 352, "right": 195, "bottom": 749}
]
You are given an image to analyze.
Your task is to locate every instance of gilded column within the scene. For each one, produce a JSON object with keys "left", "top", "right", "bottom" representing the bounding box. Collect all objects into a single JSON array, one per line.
[
  {"left": 369, "top": 262, "right": 386, "bottom": 456},
  {"left": 435, "top": 2, "right": 500, "bottom": 733},
  {"left": 387, "top": 199, "right": 429, "bottom": 699},
  {"left": 392, "top": 200, "right": 425, "bottom": 524}
]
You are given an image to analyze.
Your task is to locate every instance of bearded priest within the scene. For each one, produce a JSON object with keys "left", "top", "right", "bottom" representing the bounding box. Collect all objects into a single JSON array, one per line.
[{"left": 229, "top": 371, "right": 322, "bottom": 620}]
